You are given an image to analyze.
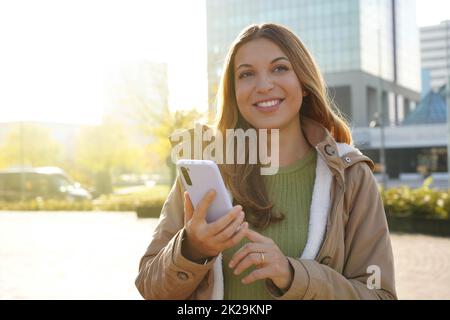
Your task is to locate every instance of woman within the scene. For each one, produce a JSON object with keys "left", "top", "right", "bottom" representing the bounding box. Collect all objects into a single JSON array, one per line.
[{"left": 135, "top": 23, "right": 396, "bottom": 300}]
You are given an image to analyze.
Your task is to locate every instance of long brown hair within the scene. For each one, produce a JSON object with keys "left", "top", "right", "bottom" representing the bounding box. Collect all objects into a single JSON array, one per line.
[{"left": 215, "top": 23, "right": 351, "bottom": 229}]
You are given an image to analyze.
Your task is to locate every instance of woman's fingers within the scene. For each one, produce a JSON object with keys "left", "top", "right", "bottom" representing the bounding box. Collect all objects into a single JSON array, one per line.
[
  {"left": 183, "top": 192, "right": 194, "bottom": 225},
  {"left": 192, "top": 189, "right": 216, "bottom": 223},
  {"left": 232, "top": 252, "right": 269, "bottom": 276},
  {"left": 207, "top": 205, "right": 243, "bottom": 236},
  {"left": 212, "top": 210, "right": 244, "bottom": 242},
  {"left": 245, "top": 228, "right": 273, "bottom": 244},
  {"left": 222, "top": 222, "right": 248, "bottom": 249},
  {"left": 241, "top": 267, "right": 272, "bottom": 285},
  {"left": 229, "top": 242, "right": 268, "bottom": 269}
]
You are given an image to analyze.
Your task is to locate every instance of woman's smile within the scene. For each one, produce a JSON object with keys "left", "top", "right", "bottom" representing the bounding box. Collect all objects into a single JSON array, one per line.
[{"left": 253, "top": 98, "right": 285, "bottom": 113}]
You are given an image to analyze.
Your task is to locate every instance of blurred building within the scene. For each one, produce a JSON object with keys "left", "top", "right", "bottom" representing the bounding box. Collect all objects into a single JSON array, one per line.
[
  {"left": 420, "top": 21, "right": 450, "bottom": 92},
  {"left": 205, "top": 0, "right": 449, "bottom": 179},
  {"left": 359, "top": 84, "right": 449, "bottom": 180},
  {"left": 421, "top": 69, "right": 432, "bottom": 98}
]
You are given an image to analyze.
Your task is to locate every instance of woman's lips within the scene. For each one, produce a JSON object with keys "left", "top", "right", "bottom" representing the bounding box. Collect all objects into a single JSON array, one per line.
[{"left": 253, "top": 99, "right": 284, "bottom": 113}]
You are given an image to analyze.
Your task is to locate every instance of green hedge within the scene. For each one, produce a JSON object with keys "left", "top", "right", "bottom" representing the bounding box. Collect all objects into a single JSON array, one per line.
[
  {"left": 93, "top": 194, "right": 165, "bottom": 211},
  {"left": 0, "top": 196, "right": 166, "bottom": 212},
  {"left": 2, "top": 179, "right": 450, "bottom": 220},
  {"left": 0, "top": 199, "right": 94, "bottom": 211},
  {"left": 0, "top": 186, "right": 169, "bottom": 212},
  {"left": 381, "top": 177, "right": 449, "bottom": 219},
  {"left": 93, "top": 185, "right": 169, "bottom": 212}
]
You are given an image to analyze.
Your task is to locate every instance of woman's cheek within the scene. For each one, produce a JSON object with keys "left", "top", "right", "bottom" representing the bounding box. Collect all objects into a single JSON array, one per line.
[{"left": 235, "top": 86, "right": 250, "bottom": 108}]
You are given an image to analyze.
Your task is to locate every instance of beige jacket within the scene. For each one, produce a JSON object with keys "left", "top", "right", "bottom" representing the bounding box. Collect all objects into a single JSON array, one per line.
[{"left": 135, "top": 118, "right": 397, "bottom": 300}]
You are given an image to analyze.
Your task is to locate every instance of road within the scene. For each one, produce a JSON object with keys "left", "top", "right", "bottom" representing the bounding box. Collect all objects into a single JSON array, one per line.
[{"left": 0, "top": 212, "right": 449, "bottom": 300}]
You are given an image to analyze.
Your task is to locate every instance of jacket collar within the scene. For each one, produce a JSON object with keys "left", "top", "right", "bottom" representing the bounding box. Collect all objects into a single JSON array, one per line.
[{"left": 300, "top": 117, "right": 374, "bottom": 180}]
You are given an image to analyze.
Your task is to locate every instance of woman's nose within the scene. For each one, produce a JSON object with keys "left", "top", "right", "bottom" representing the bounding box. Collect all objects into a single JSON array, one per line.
[{"left": 255, "top": 75, "right": 274, "bottom": 93}]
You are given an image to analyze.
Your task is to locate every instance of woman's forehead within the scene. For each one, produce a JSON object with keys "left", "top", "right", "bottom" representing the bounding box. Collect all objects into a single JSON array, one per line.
[{"left": 234, "top": 38, "right": 287, "bottom": 67}]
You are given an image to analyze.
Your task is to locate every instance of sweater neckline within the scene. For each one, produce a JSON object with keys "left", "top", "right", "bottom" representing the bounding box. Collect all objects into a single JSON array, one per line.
[{"left": 271, "top": 148, "right": 317, "bottom": 175}]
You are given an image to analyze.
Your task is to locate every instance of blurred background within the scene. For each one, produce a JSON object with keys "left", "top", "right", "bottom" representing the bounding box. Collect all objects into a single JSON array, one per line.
[{"left": 1, "top": 0, "right": 450, "bottom": 300}]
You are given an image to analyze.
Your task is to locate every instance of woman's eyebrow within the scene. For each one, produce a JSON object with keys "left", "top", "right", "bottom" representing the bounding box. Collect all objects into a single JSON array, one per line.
[{"left": 236, "top": 56, "right": 290, "bottom": 70}]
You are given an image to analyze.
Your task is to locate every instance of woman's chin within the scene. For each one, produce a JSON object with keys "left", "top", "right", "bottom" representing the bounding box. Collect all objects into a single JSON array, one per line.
[
  {"left": 250, "top": 120, "right": 284, "bottom": 131},
  {"left": 250, "top": 124, "right": 279, "bottom": 130}
]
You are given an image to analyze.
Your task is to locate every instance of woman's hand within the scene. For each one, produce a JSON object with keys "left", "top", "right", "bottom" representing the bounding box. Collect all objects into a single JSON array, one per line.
[
  {"left": 182, "top": 190, "right": 248, "bottom": 262},
  {"left": 228, "top": 228, "right": 294, "bottom": 291}
]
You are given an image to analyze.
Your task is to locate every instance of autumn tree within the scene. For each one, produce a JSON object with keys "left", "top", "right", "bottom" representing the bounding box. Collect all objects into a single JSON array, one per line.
[
  {"left": 0, "top": 123, "right": 61, "bottom": 169},
  {"left": 112, "top": 61, "right": 206, "bottom": 183},
  {"left": 74, "top": 117, "right": 145, "bottom": 195}
]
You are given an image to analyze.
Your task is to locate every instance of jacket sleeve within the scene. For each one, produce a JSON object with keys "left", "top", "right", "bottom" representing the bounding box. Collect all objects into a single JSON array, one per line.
[
  {"left": 267, "top": 162, "right": 397, "bottom": 300},
  {"left": 135, "top": 176, "right": 217, "bottom": 300}
]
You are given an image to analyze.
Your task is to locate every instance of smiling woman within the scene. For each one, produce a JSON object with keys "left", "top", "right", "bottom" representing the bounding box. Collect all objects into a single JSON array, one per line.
[{"left": 135, "top": 23, "right": 397, "bottom": 300}]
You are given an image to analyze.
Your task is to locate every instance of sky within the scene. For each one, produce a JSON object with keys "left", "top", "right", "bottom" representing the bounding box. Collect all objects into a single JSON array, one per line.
[
  {"left": 416, "top": 0, "right": 450, "bottom": 26},
  {"left": 0, "top": 0, "right": 449, "bottom": 125},
  {"left": 0, "top": 0, "right": 207, "bottom": 125}
]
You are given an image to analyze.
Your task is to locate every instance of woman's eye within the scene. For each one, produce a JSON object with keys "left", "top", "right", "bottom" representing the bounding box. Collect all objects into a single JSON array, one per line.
[
  {"left": 274, "top": 65, "right": 289, "bottom": 72},
  {"left": 238, "top": 71, "right": 254, "bottom": 79}
]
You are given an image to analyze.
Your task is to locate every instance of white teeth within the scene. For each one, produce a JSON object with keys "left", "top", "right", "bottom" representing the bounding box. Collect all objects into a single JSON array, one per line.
[{"left": 256, "top": 99, "right": 281, "bottom": 108}]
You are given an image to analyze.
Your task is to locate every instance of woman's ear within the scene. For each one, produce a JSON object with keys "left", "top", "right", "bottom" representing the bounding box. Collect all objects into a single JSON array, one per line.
[{"left": 302, "top": 86, "right": 309, "bottom": 97}]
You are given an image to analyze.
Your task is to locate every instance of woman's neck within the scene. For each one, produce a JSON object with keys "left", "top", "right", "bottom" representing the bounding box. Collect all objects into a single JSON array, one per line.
[{"left": 270, "top": 117, "right": 311, "bottom": 167}]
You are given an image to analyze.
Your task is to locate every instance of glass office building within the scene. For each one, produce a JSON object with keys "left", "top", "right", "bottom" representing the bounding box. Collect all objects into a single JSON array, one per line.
[
  {"left": 206, "top": 0, "right": 421, "bottom": 128},
  {"left": 420, "top": 21, "right": 450, "bottom": 92}
]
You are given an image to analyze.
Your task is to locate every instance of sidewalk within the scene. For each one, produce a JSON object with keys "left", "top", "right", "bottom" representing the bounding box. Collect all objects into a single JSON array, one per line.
[
  {"left": 391, "top": 233, "right": 450, "bottom": 299},
  {"left": 0, "top": 212, "right": 449, "bottom": 300}
]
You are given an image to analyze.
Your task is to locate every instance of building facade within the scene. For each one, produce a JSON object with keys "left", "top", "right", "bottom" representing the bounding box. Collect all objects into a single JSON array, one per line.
[
  {"left": 420, "top": 21, "right": 450, "bottom": 92},
  {"left": 205, "top": 0, "right": 449, "bottom": 179},
  {"left": 206, "top": 0, "right": 421, "bottom": 128}
]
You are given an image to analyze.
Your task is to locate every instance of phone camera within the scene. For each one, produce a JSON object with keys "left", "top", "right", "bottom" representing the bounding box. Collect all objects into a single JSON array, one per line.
[{"left": 180, "top": 167, "right": 192, "bottom": 186}]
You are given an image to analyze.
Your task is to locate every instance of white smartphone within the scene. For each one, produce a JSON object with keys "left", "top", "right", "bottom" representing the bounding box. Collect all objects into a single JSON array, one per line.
[{"left": 176, "top": 159, "right": 233, "bottom": 223}]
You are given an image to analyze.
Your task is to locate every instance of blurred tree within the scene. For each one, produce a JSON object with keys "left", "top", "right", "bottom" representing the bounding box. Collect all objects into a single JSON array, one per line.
[
  {"left": 150, "top": 108, "right": 203, "bottom": 160},
  {"left": 112, "top": 62, "right": 205, "bottom": 182},
  {"left": 149, "top": 107, "right": 204, "bottom": 184},
  {"left": 0, "top": 123, "right": 61, "bottom": 169},
  {"left": 74, "top": 117, "right": 146, "bottom": 195}
]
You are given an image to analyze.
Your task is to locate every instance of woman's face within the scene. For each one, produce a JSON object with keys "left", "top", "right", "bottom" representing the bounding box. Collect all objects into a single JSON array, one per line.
[{"left": 234, "top": 38, "right": 305, "bottom": 130}]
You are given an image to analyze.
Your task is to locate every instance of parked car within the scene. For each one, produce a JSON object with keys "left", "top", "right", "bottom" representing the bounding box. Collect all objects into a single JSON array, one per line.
[{"left": 0, "top": 167, "right": 92, "bottom": 201}]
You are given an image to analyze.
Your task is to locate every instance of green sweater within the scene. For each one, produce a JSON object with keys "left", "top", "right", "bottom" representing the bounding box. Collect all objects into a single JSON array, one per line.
[{"left": 222, "top": 149, "right": 317, "bottom": 300}]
